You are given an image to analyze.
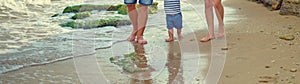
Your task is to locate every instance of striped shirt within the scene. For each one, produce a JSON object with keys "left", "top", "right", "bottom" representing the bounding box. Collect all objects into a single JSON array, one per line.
[{"left": 164, "top": 0, "right": 181, "bottom": 14}]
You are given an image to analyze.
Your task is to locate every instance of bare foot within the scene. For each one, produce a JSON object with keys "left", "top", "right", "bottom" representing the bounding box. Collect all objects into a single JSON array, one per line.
[
  {"left": 165, "top": 38, "right": 174, "bottom": 42},
  {"left": 178, "top": 34, "right": 183, "bottom": 41},
  {"left": 199, "top": 36, "right": 215, "bottom": 42},
  {"left": 217, "top": 33, "right": 225, "bottom": 38},
  {"left": 137, "top": 37, "right": 147, "bottom": 44},
  {"left": 128, "top": 35, "right": 136, "bottom": 41}
]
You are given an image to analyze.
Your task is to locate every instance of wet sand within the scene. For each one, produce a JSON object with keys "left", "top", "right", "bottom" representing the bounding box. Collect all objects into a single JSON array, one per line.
[
  {"left": 1, "top": 0, "right": 300, "bottom": 84},
  {"left": 218, "top": 0, "right": 300, "bottom": 84}
]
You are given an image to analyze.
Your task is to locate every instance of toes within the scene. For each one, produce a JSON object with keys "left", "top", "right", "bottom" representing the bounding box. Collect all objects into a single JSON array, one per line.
[
  {"left": 199, "top": 37, "right": 213, "bottom": 42},
  {"left": 165, "top": 39, "right": 173, "bottom": 42},
  {"left": 138, "top": 40, "right": 147, "bottom": 44}
]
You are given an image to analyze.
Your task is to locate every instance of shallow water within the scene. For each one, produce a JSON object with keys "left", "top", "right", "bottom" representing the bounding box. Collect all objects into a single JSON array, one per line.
[{"left": 0, "top": 0, "right": 240, "bottom": 83}]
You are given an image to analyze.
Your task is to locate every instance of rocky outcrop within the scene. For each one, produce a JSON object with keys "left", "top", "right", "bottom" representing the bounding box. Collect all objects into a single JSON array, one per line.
[
  {"left": 58, "top": 3, "right": 159, "bottom": 29},
  {"left": 250, "top": 0, "right": 283, "bottom": 10},
  {"left": 60, "top": 15, "right": 131, "bottom": 28},
  {"left": 62, "top": 2, "right": 158, "bottom": 14},
  {"left": 62, "top": 4, "right": 111, "bottom": 13},
  {"left": 279, "top": 0, "right": 300, "bottom": 17},
  {"left": 249, "top": 0, "right": 300, "bottom": 17}
]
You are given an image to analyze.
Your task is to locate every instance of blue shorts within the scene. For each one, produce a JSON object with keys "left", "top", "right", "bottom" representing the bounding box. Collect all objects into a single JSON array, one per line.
[
  {"left": 166, "top": 13, "right": 182, "bottom": 30},
  {"left": 124, "top": 0, "right": 153, "bottom": 6}
]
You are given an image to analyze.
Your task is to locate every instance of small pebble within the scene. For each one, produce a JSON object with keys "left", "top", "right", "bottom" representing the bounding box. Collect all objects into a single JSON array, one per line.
[
  {"left": 265, "top": 65, "right": 271, "bottom": 68},
  {"left": 221, "top": 47, "right": 229, "bottom": 50},
  {"left": 258, "top": 79, "right": 269, "bottom": 83},
  {"left": 296, "top": 63, "right": 300, "bottom": 66},
  {"left": 260, "top": 30, "right": 264, "bottom": 32},
  {"left": 279, "top": 34, "right": 295, "bottom": 41},
  {"left": 271, "top": 60, "right": 275, "bottom": 63},
  {"left": 272, "top": 47, "right": 277, "bottom": 49},
  {"left": 290, "top": 68, "right": 297, "bottom": 72},
  {"left": 289, "top": 43, "right": 294, "bottom": 45},
  {"left": 272, "top": 43, "right": 277, "bottom": 45},
  {"left": 225, "top": 75, "right": 229, "bottom": 78}
]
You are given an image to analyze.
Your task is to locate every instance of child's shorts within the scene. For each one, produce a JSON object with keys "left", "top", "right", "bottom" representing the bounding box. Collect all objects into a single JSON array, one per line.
[
  {"left": 124, "top": 0, "right": 153, "bottom": 6},
  {"left": 166, "top": 13, "right": 182, "bottom": 30}
]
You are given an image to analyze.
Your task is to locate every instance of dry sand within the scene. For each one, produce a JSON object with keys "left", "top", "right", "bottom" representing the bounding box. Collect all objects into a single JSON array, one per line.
[{"left": 1, "top": 0, "right": 300, "bottom": 84}]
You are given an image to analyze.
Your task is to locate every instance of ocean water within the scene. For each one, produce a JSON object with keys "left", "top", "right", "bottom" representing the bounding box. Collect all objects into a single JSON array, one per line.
[{"left": 0, "top": 0, "right": 239, "bottom": 76}]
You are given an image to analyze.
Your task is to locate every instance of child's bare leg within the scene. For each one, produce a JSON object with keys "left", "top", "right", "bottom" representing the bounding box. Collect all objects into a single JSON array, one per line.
[
  {"left": 127, "top": 4, "right": 138, "bottom": 41},
  {"left": 166, "top": 29, "right": 174, "bottom": 42},
  {"left": 177, "top": 29, "right": 183, "bottom": 40}
]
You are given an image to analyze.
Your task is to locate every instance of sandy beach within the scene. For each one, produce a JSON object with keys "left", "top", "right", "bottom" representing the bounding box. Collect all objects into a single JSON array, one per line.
[
  {"left": 219, "top": 0, "right": 300, "bottom": 84},
  {"left": 0, "top": 0, "right": 300, "bottom": 84}
]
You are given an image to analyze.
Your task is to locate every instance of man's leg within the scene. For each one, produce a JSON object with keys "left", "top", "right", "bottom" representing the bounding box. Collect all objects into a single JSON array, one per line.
[
  {"left": 136, "top": 4, "right": 149, "bottom": 44},
  {"left": 127, "top": 4, "right": 139, "bottom": 41},
  {"left": 213, "top": 0, "right": 225, "bottom": 38}
]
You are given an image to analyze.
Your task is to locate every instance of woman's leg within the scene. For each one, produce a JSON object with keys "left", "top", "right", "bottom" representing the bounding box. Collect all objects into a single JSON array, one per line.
[
  {"left": 213, "top": 0, "right": 225, "bottom": 37},
  {"left": 200, "top": 0, "right": 215, "bottom": 42},
  {"left": 127, "top": 4, "right": 138, "bottom": 41}
]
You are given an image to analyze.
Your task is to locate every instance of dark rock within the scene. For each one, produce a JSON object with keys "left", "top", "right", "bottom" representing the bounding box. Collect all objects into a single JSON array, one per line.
[
  {"left": 109, "top": 52, "right": 149, "bottom": 73},
  {"left": 51, "top": 13, "right": 59, "bottom": 17},
  {"left": 117, "top": 4, "right": 128, "bottom": 15},
  {"left": 118, "top": 2, "right": 159, "bottom": 15},
  {"left": 62, "top": 4, "right": 110, "bottom": 13},
  {"left": 60, "top": 16, "right": 131, "bottom": 28},
  {"left": 251, "top": 0, "right": 283, "bottom": 10},
  {"left": 272, "top": 0, "right": 283, "bottom": 10},
  {"left": 279, "top": 34, "right": 295, "bottom": 41},
  {"left": 107, "top": 4, "right": 123, "bottom": 11},
  {"left": 62, "top": 2, "right": 159, "bottom": 14},
  {"left": 71, "top": 11, "right": 91, "bottom": 19},
  {"left": 280, "top": 0, "right": 300, "bottom": 17},
  {"left": 221, "top": 47, "right": 229, "bottom": 50}
]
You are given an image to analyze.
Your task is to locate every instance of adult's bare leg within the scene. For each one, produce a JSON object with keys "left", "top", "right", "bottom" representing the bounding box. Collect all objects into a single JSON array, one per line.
[
  {"left": 136, "top": 4, "right": 149, "bottom": 44},
  {"left": 213, "top": 0, "right": 225, "bottom": 38},
  {"left": 127, "top": 4, "right": 139, "bottom": 41},
  {"left": 200, "top": 0, "right": 215, "bottom": 42}
]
